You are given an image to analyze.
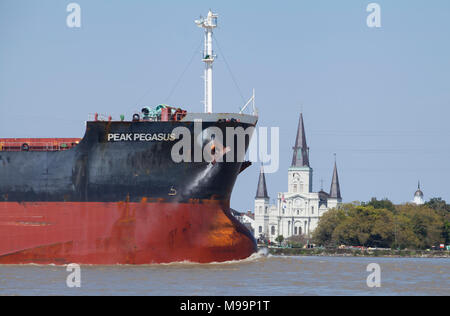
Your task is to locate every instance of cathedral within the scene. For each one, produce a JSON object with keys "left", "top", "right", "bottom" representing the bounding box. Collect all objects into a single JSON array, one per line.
[{"left": 253, "top": 113, "right": 342, "bottom": 242}]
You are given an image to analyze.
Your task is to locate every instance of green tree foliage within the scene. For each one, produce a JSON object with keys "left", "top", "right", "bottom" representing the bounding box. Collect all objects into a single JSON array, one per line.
[
  {"left": 425, "top": 197, "right": 450, "bottom": 213},
  {"left": 362, "top": 197, "right": 395, "bottom": 211},
  {"left": 443, "top": 221, "right": 450, "bottom": 245},
  {"left": 312, "top": 208, "right": 346, "bottom": 247},
  {"left": 425, "top": 197, "right": 450, "bottom": 244},
  {"left": 394, "top": 205, "right": 443, "bottom": 249},
  {"left": 313, "top": 200, "right": 448, "bottom": 249},
  {"left": 275, "top": 235, "right": 284, "bottom": 246}
]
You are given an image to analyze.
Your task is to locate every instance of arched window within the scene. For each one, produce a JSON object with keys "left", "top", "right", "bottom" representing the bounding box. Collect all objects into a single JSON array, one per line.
[
  {"left": 271, "top": 226, "right": 275, "bottom": 235},
  {"left": 294, "top": 227, "right": 298, "bottom": 235},
  {"left": 259, "top": 226, "right": 262, "bottom": 233}
]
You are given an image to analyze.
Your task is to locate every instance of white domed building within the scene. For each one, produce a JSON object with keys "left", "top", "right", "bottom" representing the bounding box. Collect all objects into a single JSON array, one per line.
[{"left": 413, "top": 181, "right": 424, "bottom": 205}]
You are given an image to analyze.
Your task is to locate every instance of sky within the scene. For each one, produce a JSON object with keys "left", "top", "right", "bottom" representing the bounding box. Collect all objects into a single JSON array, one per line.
[{"left": 1, "top": 0, "right": 449, "bottom": 212}]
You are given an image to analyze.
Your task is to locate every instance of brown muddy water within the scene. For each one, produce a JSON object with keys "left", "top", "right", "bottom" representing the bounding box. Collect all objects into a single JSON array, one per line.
[{"left": 0, "top": 252, "right": 449, "bottom": 296}]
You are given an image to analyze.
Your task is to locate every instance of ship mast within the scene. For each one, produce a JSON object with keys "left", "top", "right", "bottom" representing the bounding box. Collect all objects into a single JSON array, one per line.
[{"left": 195, "top": 10, "right": 218, "bottom": 113}]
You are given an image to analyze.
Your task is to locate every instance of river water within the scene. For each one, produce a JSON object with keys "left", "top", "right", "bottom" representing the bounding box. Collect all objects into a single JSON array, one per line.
[{"left": 0, "top": 253, "right": 448, "bottom": 296}]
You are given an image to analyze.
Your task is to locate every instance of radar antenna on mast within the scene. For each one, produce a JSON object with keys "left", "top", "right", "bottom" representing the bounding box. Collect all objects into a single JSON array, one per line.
[{"left": 195, "top": 10, "right": 218, "bottom": 113}]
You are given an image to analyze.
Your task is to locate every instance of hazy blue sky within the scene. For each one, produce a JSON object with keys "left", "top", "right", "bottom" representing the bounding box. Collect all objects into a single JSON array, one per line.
[{"left": 1, "top": 0, "right": 449, "bottom": 212}]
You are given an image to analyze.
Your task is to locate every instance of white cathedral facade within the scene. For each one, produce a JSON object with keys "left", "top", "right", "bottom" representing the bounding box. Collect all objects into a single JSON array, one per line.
[{"left": 253, "top": 113, "right": 342, "bottom": 242}]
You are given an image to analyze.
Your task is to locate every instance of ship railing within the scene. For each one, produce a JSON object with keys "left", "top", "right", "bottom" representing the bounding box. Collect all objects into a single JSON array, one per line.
[
  {"left": 141, "top": 112, "right": 186, "bottom": 122},
  {"left": 0, "top": 142, "right": 77, "bottom": 152},
  {"left": 86, "top": 110, "right": 187, "bottom": 123}
]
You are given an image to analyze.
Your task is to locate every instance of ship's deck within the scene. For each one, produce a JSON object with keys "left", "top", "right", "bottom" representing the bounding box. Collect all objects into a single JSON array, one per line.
[{"left": 0, "top": 112, "right": 257, "bottom": 152}]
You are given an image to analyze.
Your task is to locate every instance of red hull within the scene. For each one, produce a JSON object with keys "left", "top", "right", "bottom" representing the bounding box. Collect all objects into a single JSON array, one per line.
[{"left": 0, "top": 200, "right": 256, "bottom": 264}]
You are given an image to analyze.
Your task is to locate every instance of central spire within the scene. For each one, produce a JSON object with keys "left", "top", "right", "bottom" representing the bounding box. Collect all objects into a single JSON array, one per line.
[
  {"left": 291, "top": 113, "right": 310, "bottom": 167},
  {"left": 330, "top": 157, "right": 341, "bottom": 199}
]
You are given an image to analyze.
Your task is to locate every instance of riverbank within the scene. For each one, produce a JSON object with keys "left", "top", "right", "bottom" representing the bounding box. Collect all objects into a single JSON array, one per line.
[{"left": 263, "top": 247, "right": 450, "bottom": 258}]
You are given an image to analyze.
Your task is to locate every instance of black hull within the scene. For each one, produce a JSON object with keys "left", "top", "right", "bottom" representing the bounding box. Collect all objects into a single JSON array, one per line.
[{"left": 0, "top": 120, "right": 255, "bottom": 203}]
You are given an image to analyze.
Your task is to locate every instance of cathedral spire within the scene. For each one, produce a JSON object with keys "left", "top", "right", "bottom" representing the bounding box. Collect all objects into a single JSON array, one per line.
[
  {"left": 255, "top": 165, "right": 269, "bottom": 199},
  {"left": 291, "top": 113, "right": 310, "bottom": 167},
  {"left": 330, "top": 155, "right": 341, "bottom": 199}
]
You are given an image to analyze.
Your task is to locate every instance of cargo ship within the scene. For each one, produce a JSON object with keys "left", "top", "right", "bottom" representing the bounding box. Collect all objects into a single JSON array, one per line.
[{"left": 0, "top": 11, "right": 258, "bottom": 264}]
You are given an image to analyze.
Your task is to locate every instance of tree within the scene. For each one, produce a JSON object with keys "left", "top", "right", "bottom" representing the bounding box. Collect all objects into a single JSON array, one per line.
[
  {"left": 424, "top": 198, "right": 450, "bottom": 244},
  {"left": 395, "top": 204, "right": 443, "bottom": 249},
  {"left": 286, "top": 234, "right": 308, "bottom": 248},
  {"left": 275, "top": 235, "right": 284, "bottom": 246},
  {"left": 313, "top": 202, "right": 446, "bottom": 249},
  {"left": 443, "top": 221, "right": 450, "bottom": 244},
  {"left": 312, "top": 208, "right": 346, "bottom": 247},
  {"left": 425, "top": 198, "right": 450, "bottom": 213},
  {"left": 363, "top": 197, "right": 395, "bottom": 212},
  {"left": 329, "top": 204, "right": 394, "bottom": 247}
]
